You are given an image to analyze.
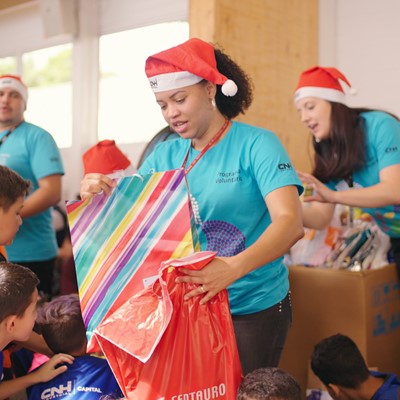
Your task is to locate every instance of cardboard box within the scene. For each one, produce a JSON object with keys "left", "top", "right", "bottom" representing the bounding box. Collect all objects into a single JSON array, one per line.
[{"left": 279, "top": 264, "right": 400, "bottom": 398}]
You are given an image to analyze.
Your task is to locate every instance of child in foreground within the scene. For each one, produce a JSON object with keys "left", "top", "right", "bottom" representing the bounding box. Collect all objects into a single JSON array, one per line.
[
  {"left": 28, "top": 293, "right": 123, "bottom": 399},
  {"left": 0, "top": 262, "right": 73, "bottom": 399}
]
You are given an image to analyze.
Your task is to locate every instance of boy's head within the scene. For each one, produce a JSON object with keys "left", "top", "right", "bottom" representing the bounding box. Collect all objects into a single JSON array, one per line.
[
  {"left": 237, "top": 367, "right": 302, "bottom": 400},
  {"left": 311, "top": 333, "right": 370, "bottom": 392},
  {"left": 0, "top": 165, "right": 30, "bottom": 245},
  {"left": 0, "top": 262, "right": 39, "bottom": 347},
  {"left": 0, "top": 165, "right": 31, "bottom": 211},
  {"left": 37, "top": 293, "right": 87, "bottom": 355}
]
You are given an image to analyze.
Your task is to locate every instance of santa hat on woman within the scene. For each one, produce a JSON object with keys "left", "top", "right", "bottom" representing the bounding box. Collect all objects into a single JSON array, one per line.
[
  {"left": 145, "top": 38, "right": 238, "bottom": 96},
  {"left": 294, "top": 66, "right": 356, "bottom": 104}
]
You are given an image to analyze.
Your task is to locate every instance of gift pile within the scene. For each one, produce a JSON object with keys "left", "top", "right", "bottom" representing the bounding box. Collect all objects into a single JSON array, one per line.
[
  {"left": 286, "top": 207, "right": 391, "bottom": 270},
  {"left": 321, "top": 221, "right": 391, "bottom": 270}
]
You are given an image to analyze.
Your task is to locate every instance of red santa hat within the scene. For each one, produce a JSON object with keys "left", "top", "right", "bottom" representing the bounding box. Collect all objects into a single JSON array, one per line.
[
  {"left": 0, "top": 74, "right": 28, "bottom": 104},
  {"left": 82, "top": 140, "right": 131, "bottom": 175},
  {"left": 294, "top": 66, "right": 356, "bottom": 104},
  {"left": 145, "top": 38, "right": 238, "bottom": 96}
]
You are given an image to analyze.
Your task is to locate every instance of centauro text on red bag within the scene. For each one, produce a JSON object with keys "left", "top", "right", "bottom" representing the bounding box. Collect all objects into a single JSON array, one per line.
[{"left": 171, "top": 383, "right": 227, "bottom": 400}]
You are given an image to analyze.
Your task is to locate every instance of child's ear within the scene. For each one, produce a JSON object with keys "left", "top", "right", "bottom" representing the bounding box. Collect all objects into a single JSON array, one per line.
[
  {"left": 327, "top": 383, "right": 340, "bottom": 398},
  {"left": 5, "top": 315, "right": 17, "bottom": 334}
]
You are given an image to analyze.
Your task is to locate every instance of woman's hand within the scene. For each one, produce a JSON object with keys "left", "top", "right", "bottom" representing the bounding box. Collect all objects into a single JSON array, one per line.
[
  {"left": 80, "top": 173, "right": 116, "bottom": 200},
  {"left": 297, "top": 171, "right": 336, "bottom": 204},
  {"left": 175, "top": 257, "right": 240, "bottom": 304}
]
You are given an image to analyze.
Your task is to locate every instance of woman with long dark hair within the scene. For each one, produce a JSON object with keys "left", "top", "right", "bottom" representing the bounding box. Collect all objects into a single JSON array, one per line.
[{"left": 295, "top": 66, "right": 400, "bottom": 271}]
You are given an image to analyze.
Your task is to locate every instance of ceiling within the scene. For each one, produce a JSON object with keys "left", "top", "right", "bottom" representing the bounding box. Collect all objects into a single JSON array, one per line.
[{"left": 0, "top": 0, "right": 32, "bottom": 11}]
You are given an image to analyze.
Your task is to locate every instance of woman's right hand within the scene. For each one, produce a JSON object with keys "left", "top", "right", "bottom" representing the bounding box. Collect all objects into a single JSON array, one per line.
[
  {"left": 297, "top": 171, "right": 336, "bottom": 204},
  {"left": 80, "top": 173, "right": 116, "bottom": 200}
]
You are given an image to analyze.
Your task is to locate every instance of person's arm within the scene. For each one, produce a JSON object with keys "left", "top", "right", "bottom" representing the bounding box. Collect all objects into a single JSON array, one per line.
[
  {"left": 14, "top": 331, "right": 53, "bottom": 357},
  {"left": 329, "top": 164, "right": 400, "bottom": 208},
  {"left": 0, "top": 353, "right": 73, "bottom": 400},
  {"left": 177, "top": 185, "right": 304, "bottom": 303},
  {"left": 57, "top": 236, "right": 73, "bottom": 264},
  {"left": 298, "top": 163, "right": 400, "bottom": 211},
  {"left": 21, "top": 174, "right": 62, "bottom": 218},
  {"left": 302, "top": 202, "right": 336, "bottom": 230},
  {"left": 80, "top": 173, "right": 116, "bottom": 200}
]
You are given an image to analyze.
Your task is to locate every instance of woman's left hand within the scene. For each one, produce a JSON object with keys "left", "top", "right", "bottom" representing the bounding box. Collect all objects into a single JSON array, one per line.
[
  {"left": 297, "top": 171, "right": 336, "bottom": 204},
  {"left": 175, "top": 257, "right": 239, "bottom": 304}
]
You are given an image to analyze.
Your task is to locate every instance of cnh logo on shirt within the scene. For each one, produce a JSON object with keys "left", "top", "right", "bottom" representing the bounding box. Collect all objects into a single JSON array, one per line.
[
  {"left": 278, "top": 162, "right": 292, "bottom": 170},
  {"left": 41, "top": 381, "right": 73, "bottom": 399},
  {"left": 385, "top": 146, "right": 398, "bottom": 153}
]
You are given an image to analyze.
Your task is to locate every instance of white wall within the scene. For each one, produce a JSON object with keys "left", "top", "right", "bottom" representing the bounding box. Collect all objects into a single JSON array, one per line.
[
  {"left": 0, "top": 2, "right": 67, "bottom": 58},
  {"left": 99, "top": 0, "right": 187, "bottom": 34},
  {"left": 319, "top": 0, "right": 400, "bottom": 115}
]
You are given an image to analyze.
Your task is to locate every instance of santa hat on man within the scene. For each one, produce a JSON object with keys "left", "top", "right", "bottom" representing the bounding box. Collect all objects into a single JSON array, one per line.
[
  {"left": 82, "top": 140, "right": 131, "bottom": 175},
  {"left": 145, "top": 38, "right": 238, "bottom": 96},
  {"left": 0, "top": 75, "right": 28, "bottom": 105},
  {"left": 294, "top": 66, "right": 356, "bottom": 105}
]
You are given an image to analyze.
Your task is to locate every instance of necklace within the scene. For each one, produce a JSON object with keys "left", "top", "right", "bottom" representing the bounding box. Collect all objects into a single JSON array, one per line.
[{"left": 181, "top": 119, "right": 229, "bottom": 174}]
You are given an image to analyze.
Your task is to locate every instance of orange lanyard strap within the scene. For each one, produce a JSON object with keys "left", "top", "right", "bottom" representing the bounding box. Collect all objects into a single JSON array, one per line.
[
  {"left": 181, "top": 119, "right": 229, "bottom": 175},
  {"left": 0, "top": 246, "right": 7, "bottom": 262}
]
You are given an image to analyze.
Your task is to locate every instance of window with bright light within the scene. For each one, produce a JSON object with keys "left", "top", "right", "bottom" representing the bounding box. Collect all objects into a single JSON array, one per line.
[
  {"left": 0, "top": 57, "right": 17, "bottom": 75},
  {"left": 22, "top": 44, "right": 73, "bottom": 148},
  {"left": 98, "top": 21, "right": 189, "bottom": 144}
]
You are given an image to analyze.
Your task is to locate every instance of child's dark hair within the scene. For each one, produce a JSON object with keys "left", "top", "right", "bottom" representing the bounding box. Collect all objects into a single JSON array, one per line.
[
  {"left": 237, "top": 367, "right": 301, "bottom": 400},
  {"left": 311, "top": 333, "right": 370, "bottom": 388},
  {"left": 214, "top": 46, "right": 253, "bottom": 120},
  {"left": 0, "top": 165, "right": 30, "bottom": 211},
  {"left": 37, "top": 294, "right": 87, "bottom": 355},
  {"left": 0, "top": 262, "right": 39, "bottom": 322}
]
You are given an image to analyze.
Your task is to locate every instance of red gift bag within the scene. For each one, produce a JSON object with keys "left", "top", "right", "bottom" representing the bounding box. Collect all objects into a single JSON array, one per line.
[{"left": 95, "top": 251, "right": 242, "bottom": 399}]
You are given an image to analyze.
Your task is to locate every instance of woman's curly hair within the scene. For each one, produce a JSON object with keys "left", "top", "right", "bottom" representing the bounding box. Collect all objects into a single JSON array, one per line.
[{"left": 214, "top": 47, "right": 253, "bottom": 120}]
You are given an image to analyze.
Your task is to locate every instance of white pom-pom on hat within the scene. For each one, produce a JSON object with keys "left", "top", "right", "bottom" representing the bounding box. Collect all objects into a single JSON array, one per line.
[
  {"left": 221, "top": 79, "right": 238, "bottom": 96},
  {"left": 348, "top": 87, "right": 358, "bottom": 96}
]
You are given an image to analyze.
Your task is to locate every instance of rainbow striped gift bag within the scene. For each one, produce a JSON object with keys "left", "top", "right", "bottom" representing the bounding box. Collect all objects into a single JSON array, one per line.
[{"left": 66, "top": 169, "right": 198, "bottom": 351}]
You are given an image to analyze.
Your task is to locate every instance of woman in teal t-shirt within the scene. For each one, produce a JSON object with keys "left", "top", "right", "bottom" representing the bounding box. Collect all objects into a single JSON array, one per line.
[
  {"left": 294, "top": 66, "right": 400, "bottom": 273},
  {"left": 81, "top": 38, "right": 304, "bottom": 375}
]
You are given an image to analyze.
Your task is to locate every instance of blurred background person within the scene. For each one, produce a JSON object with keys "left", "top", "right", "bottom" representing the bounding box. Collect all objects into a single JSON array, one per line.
[
  {"left": 0, "top": 74, "right": 64, "bottom": 300},
  {"left": 294, "top": 66, "right": 400, "bottom": 275}
]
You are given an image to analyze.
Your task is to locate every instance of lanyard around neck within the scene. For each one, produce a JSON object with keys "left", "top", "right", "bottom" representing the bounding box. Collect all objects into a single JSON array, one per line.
[
  {"left": 181, "top": 119, "right": 229, "bottom": 175},
  {"left": 0, "top": 122, "right": 21, "bottom": 147}
]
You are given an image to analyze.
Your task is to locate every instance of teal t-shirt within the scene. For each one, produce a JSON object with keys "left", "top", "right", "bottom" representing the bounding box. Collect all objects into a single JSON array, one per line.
[
  {"left": 0, "top": 121, "right": 64, "bottom": 261},
  {"left": 327, "top": 111, "right": 400, "bottom": 237},
  {"left": 139, "top": 121, "right": 303, "bottom": 315}
]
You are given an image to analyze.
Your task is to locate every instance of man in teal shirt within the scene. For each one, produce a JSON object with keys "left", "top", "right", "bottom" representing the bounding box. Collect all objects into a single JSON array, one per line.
[{"left": 0, "top": 75, "right": 64, "bottom": 300}]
